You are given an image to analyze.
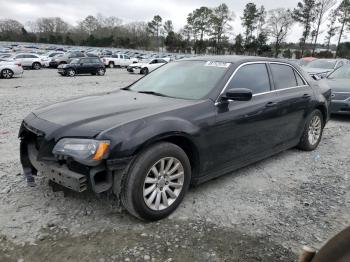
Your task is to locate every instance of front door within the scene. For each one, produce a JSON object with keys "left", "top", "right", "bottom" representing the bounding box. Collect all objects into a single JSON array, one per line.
[{"left": 203, "top": 63, "right": 283, "bottom": 172}]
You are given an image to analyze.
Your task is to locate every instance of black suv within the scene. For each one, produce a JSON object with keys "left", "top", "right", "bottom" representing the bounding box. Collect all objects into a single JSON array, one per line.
[{"left": 58, "top": 57, "right": 105, "bottom": 77}]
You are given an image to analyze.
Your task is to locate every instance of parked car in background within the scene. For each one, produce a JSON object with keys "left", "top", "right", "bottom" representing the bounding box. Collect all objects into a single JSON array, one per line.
[
  {"left": 50, "top": 51, "right": 86, "bottom": 68},
  {"left": 321, "top": 64, "right": 350, "bottom": 115},
  {"left": 127, "top": 58, "right": 168, "bottom": 74},
  {"left": 11, "top": 53, "right": 44, "bottom": 69},
  {"left": 298, "top": 57, "right": 317, "bottom": 67},
  {"left": 304, "top": 59, "right": 349, "bottom": 79},
  {"left": 57, "top": 57, "right": 105, "bottom": 77},
  {"left": 40, "top": 51, "right": 65, "bottom": 67},
  {"left": 102, "top": 54, "right": 138, "bottom": 68},
  {"left": 20, "top": 56, "right": 330, "bottom": 221},
  {"left": 0, "top": 61, "right": 23, "bottom": 79}
]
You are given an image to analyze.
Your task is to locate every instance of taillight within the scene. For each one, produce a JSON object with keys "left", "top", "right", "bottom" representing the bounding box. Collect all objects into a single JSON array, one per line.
[{"left": 103, "top": 58, "right": 106, "bottom": 62}]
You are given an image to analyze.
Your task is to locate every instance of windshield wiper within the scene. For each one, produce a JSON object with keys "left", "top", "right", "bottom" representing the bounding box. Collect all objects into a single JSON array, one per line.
[{"left": 137, "top": 91, "right": 168, "bottom": 97}]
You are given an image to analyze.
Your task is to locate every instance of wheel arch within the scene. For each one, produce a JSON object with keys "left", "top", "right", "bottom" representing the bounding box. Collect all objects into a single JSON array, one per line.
[
  {"left": 134, "top": 133, "right": 200, "bottom": 181},
  {"left": 314, "top": 104, "right": 328, "bottom": 127}
]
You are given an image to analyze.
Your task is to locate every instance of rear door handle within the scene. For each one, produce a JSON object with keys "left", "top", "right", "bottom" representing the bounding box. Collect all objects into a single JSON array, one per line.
[
  {"left": 302, "top": 94, "right": 311, "bottom": 98},
  {"left": 265, "top": 102, "right": 278, "bottom": 107}
]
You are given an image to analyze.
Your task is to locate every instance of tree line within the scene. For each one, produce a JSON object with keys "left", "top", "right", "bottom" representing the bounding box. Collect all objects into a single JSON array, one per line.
[{"left": 0, "top": 0, "right": 350, "bottom": 58}]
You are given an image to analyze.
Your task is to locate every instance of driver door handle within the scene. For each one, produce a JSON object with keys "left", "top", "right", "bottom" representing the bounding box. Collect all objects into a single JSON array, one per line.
[{"left": 302, "top": 94, "right": 311, "bottom": 98}]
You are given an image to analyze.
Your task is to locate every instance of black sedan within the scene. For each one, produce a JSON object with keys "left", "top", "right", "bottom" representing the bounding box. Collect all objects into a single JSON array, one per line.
[
  {"left": 322, "top": 65, "right": 350, "bottom": 115},
  {"left": 57, "top": 57, "right": 105, "bottom": 77},
  {"left": 19, "top": 56, "right": 331, "bottom": 221}
]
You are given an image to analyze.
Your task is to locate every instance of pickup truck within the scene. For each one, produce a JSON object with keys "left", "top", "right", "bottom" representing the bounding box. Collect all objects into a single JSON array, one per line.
[{"left": 102, "top": 54, "right": 138, "bottom": 68}]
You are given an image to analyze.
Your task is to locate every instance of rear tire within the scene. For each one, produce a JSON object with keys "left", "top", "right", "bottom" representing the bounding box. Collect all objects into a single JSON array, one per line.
[
  {"left": 297, "top": 109, "right": 324, "bottom": 151},
  {"left": 121, "top": 142, "right": 191, "bottom": 221},
  {"left": 32, "top": 62, "right": 41, "bottom": 70},
  {"left": 1, "top": 69, "right": 14, "bottom": 79}
]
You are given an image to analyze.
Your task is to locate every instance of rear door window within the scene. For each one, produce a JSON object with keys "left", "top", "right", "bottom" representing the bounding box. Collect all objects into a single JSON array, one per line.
[
  {"left": 270, "top": 64, "right": 297, "bottom": 90},
  {"left": 228, "top": 63, "right": 271, "bottom": 95}
]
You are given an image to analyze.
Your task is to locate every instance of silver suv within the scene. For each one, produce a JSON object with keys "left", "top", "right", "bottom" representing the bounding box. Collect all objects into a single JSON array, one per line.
[
  {"left": 11, "top": 53, "right": 44, "bottom": 70},
  {"left": 50, "top": 52, "right": 87, "bottom": 68}
]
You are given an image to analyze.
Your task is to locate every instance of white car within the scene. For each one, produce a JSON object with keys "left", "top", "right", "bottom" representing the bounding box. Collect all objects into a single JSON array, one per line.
[
  {"left": 102, "top": 54, "right": 138, "bottom": 68},
  {"left": 127, "top": 58, "right": 168, "bottom": 74},
  {"left": 10, "top": 53, "right": 45, "bottom": 69},
  {"left": 0, "top": 61, "right": 23, "bottom": 79}
]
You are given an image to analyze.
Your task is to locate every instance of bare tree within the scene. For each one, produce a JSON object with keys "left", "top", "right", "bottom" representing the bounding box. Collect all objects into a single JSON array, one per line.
[
  {"left": 312, "top": 0, "right": 336, "bottom": 55},
  {"left": 0, "top": 19, "right": 23, "bottom": 33},
  {"left": 267, "top": 8, "right": 294, "bottom": 57},
  {"left": 335, "top": 0, "right": 350, "bottom": 57},
  {"left": 324, "top": 10, "right": 339, "bottom": 51}
]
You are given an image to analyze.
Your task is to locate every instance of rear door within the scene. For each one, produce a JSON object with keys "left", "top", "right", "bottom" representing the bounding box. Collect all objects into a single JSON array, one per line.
[{"left": 268, "top": 62, "right": 313, "bottom": 143}]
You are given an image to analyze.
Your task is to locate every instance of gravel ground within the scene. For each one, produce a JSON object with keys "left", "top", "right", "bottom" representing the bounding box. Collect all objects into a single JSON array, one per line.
[{"left": 0, "top": 69, "right": 349, "bottom": 262}]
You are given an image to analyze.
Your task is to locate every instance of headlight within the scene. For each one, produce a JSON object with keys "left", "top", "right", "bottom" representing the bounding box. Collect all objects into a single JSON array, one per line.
[{"left": 52, "top": 138, "right": 110, "bottom": 165}]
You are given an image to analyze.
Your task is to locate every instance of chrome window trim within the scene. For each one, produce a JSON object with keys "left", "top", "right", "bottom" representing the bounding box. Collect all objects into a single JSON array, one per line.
[{"left": 215, "top": 61, "right": 309, "bottom": 104}]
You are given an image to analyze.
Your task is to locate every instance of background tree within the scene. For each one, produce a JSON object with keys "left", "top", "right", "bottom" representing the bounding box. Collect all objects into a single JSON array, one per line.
[
  {"left": 163, "top": 20, "right": 174, "bottom": 35},
  {"left": 241, "top": 3, "right": 260, "bottom": 44},
  {"left": 147, "top": 15, "right": 163, "bottom": 51},
  {"left": 234, "top": 34, "right": 244, "bottom": 54},
  {"left": 324, "top": 10, "right": 339, "bottom": 51},
  {"left": 210, "top": 3, "right": 234, "bottom": 54},
  {"left": 335, "top": 0, "right": 350, "bottom": 57},
  {"left": 79, "top": 15, "right": 100, "bottom": 35},
  {"left": 267, "top": 8, "right": 294, "bottom": 57},
  {"left": 311, "top": 0, "right": 336, "bottom": 55},
  {"left": 292, "top": 0, "right": 317, "bottom": 56}
]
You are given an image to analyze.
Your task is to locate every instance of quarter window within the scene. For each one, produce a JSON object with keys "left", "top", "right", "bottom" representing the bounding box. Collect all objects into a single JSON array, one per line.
[
  {"left": 294, "top": 71, "right": 305, "bottom": 86},
  {"left": 270, "top": 64, "right": 297, "bottom": 90},
  {"left": 228, "top": 64, "right": 271, "bottom": 94}
]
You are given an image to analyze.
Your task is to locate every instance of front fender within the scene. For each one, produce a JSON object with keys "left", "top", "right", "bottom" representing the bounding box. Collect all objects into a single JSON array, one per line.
[{"left": 98, "top": 116, "right": 200, "bottom": 159}]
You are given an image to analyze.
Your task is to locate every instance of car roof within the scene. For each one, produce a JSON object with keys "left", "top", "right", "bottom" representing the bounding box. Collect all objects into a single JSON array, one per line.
[{"left": 181, "top": 55, "right": 297, "bottom": 64}]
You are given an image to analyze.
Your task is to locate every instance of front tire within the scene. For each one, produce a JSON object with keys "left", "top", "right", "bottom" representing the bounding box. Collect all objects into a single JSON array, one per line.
[
  {"left": 67, "top": 69, "right": 75, "bottom": 77},
  {"left": 140, "top": 67, "right": 149, "bottom": 75},
  {"left": 298, "top": 109, "right": 324, "bottom": 151},
  {"left": 1, "top": 69, "right": 14, "bottom": 79},
  {"left": 109, "top": 62, "right": 115, "bottom": 68},
  {"left": 121, "top": 142, "right": 191, "bottom": 221}
]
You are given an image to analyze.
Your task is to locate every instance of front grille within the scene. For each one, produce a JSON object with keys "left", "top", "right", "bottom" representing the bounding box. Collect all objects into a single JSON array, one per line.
[{"left": 332, "top": 92, "right": 350, "bottom": 101}]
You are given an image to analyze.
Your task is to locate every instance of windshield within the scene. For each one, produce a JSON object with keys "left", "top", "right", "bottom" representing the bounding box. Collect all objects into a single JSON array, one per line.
[
  {"left": 128, "top": 61, "right": 230, "bottom": 100},
  {"left": 328, "top": 65, "right": 350, "bottom": 79},
  {"left": 306, "top": 60, "right": 336, "bottom": 69}
]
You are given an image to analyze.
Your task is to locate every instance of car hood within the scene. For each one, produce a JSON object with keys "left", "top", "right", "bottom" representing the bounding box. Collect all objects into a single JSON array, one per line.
[
  {"left": 323, "top": 78, "right": 350, "bottom": 93},
  {"left": 30, "top": 90, "right": 199, "bottom": 138},
  {"left": 306, "top": 67, "right": 332, "bottom": 74}
]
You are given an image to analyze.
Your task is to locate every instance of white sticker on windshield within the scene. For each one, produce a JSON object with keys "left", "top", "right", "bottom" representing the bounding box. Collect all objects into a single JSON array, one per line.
[{"left": 204, "top": 61, "right": 231, "bottom": 68}]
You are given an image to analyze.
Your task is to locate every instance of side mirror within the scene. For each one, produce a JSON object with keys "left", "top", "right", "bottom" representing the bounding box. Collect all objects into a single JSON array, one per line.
[{"left": 222, "top": 88, "right": 253, "bottom": 102}]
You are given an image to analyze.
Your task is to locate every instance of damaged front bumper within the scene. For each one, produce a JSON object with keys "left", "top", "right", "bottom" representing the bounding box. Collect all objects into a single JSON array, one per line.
[{"left": 19, "top": 121, "right": 132, "bottom": 194}]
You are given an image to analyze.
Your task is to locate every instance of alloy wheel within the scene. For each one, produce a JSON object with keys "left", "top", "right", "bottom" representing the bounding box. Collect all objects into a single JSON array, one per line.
[
  {"left": 143, "top": 157, "right": 185, "bottom": 211},
  {"left": 2, "top": 69, "right": 13, "bottom": 79},
  {"left": 68, "top": 69, "right": 75, "bottom": 77},
  {"left": 308, "top": 115, "right": 322, "bottom": 146}
]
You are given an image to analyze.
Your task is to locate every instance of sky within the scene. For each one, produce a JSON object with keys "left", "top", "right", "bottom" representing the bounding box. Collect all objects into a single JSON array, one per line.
[{"left": 0, "top": 0, "right": 344, "bottom": 44}]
